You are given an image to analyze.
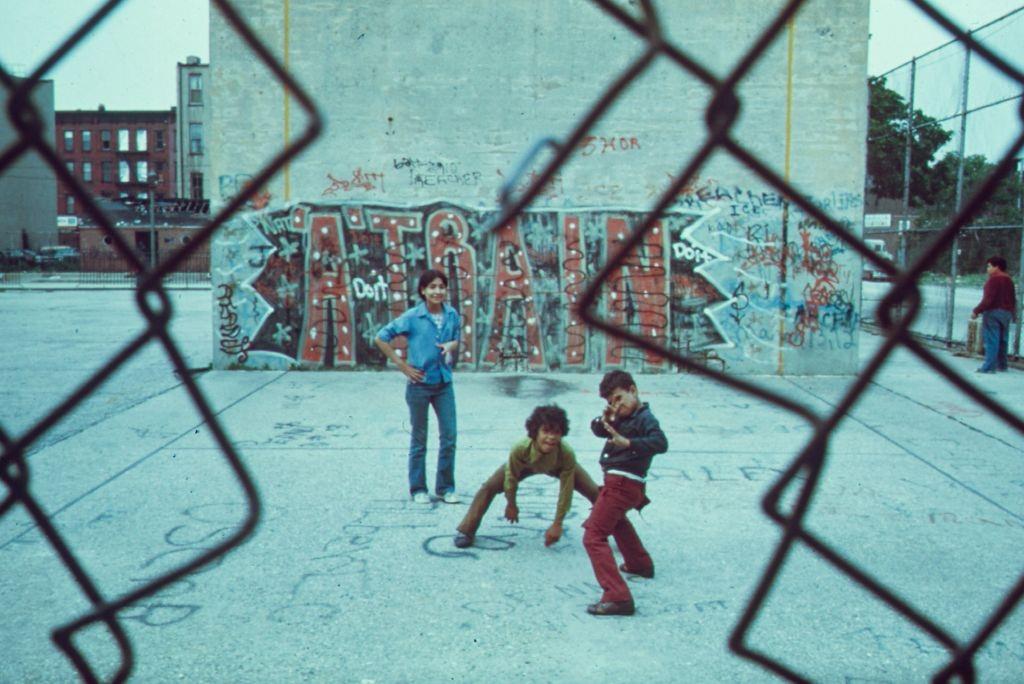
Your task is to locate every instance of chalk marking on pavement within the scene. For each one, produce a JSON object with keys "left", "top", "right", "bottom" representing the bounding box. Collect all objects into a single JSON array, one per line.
[
  {"left": 23, "top": 371, "right": 207, "bottom": 457},
  {"left": 0, "top": 371, "right": 289, "bottom": 551},
  {"left": 785, "top": 378, "right": 1024, "bottom": 524},
  {"left": 868, "top": 382, "right": 1022, "bottom": 453}
]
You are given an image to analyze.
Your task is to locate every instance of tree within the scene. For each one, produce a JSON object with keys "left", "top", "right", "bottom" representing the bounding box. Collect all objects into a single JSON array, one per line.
[
  {"left": 866, "top": 77, "right": 953, "bottom": 205},
  {"left": 924, "top": 153, "right": 1022, "bottom": 223}
]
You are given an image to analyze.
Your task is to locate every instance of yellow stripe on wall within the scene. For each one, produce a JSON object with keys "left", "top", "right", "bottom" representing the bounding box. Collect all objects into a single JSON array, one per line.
[
  {"left": 283, "top": 0, "right": 291, "bottom": 201},
  {"left": 778, "top": 17, "right": 796, "bottom": 374}
]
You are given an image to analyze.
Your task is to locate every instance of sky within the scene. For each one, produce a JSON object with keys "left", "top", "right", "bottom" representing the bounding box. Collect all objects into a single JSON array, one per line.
[
  {"left": 0, "top": 0, "right": 209, "bottom": 111},
  {"left": 868, "top": 0, "right": 1023, "bottom": 74},
  {"left": 0, "top": 1, "right": 1019, "bottom": 108}
]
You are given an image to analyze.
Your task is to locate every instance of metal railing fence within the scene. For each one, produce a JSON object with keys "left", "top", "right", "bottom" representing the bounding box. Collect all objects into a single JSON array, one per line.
[
  {"left": 1, "top": 1, "right": 1022, "bottom": 682},
  {"left": 0, "top": 251, "right": 210, "bottom": 288}
]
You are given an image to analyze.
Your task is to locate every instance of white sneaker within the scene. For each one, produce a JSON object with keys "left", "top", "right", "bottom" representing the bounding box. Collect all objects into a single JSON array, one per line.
[
  {"left": 442, "top": 491, "right": 460, "bottom": 504},
  {"left": 412, "top": 491, "right": 431, "bottom": 504}
]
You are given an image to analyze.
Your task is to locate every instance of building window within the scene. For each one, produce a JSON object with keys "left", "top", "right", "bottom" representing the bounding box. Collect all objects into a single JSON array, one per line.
[
  {"left": 189, "top": 73, "right": 203, "bottom": 104},
  {"left": 136, "top": 128, "right": 147, "bottom": 152},
  {"left": 155, "top": 129, "right": 165, "bottom": 149},
  {"left": 118, "top": 128, "right": 130, "bottom": 151},
  {"left": 136, "top": 160, "right": 149, "bottom": 183},
  {"left": 81, "top": 130, "right": 92, "bottom": 152},
  {"left": 101, "top": 129, "right": 111, "bottom": 150},
  {"left": 190, "top": 172, "right": 204, "bottom": 200},
  {"left": 156, "top": 162, "right": 166, "bottom": 178},
  {"left": 82, "top": 162, "right": 93, "bottom": 182},
  {"left": 119, "top": 160, "right": 130, "bottom": 183},
  {"left": 65, "top": 161, "right": 74, "bottom": 176},
  {"left": 65, "top": 195, "right": 75, "bottom": 214},
  {"left": 101, "top": 161, "right": 113, "bottom": 183},
  {"left": 189, "top": 123, "right": 203, "bottom": 154},
  {"left": 63, "top": 130, "right": 73, "bottom": 152}
]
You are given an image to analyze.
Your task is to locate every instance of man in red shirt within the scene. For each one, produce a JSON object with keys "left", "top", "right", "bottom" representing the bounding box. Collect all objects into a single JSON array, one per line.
[{"left": 971, "top": 256, "right": 1017, "bottom": 373}]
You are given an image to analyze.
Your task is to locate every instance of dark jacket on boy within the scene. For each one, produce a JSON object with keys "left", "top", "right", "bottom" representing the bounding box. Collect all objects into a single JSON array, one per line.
[{"left": 590, "top": 402, "right": 667, "bottom": 480}]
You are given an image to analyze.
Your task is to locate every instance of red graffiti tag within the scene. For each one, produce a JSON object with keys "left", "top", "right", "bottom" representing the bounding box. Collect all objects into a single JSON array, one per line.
[
  {"left": 483, "top": 219, "right": 545, "bottom": 368},
  {"left": 604, "top": 216, "right": 668, "bottom": 367},
  {"left": 361, "top": 209, "right": 423, "bottom": 360},
  {"left": 321, "top": 168, "right": 386, "bottom": 196},
  {"left": 577, "top": 135, "right": 641, "bottom": 156},
  {"left": 426, "top": 209, "right": 477, "bottom": 364},
  {"left": 301, "top": 213, "right": 355, "bottom": 365},
  {"left": 561, "top": 215, "right": 587, "bottom": 366}
]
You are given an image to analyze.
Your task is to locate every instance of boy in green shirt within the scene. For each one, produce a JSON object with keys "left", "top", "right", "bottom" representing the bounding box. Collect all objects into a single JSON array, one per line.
[{"left": 453, "top": 404, "right": 599, "bottom": 548}]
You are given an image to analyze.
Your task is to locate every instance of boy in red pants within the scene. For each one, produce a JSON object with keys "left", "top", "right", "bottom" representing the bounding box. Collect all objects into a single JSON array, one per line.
[{"left": 583, "top": 370, "right": 668, "bottom": 616}]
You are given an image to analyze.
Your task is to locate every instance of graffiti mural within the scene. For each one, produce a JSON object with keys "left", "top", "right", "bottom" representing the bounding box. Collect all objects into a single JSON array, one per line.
[{"left": 212, "top": 195, "right": 860, "bottom": 373}]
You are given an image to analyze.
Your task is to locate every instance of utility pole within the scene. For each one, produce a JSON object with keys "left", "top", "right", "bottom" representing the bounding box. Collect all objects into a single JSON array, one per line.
[
  {"left": 945, "top": 38, "right": 971, "bottom": 346},
  {"left": 148, "top": 172, "right": 157, "bottom": 269},
  {"left": 1015, "top": 157, "right": 1024, "bottom": 357},
  {"left": 899, "top": 58, "right": 916, "bottom": 271}
]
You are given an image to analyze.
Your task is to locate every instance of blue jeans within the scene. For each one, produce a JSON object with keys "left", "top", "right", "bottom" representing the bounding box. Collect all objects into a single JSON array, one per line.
[
  {"left": 405, "top": 381, "right": 456, "bottom": 495},
  {"left": 980, "top": 310, "right": 1012, "bottom": 372}
]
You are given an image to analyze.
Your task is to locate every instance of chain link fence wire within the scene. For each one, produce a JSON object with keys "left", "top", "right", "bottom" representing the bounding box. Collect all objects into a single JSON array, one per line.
[
  {"left": 864, "top": 7, "right": 1024, "bottom": 351},
  {"left": 495, "top": 0, "right": 1023, "bottom": 681},
  {"left": 0, "top": 0, "right": 321, "bottom": 680},
  {"left": 2, "top": 0, "right": 1022, "bottom": 682}
]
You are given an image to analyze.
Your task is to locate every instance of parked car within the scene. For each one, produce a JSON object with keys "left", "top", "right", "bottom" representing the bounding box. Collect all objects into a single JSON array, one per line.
[
  {"left": 33, "top": 245, "right": 81, "bottom": 269},
  {"left": 0, "top": 248, "right": 36, "bottom": 267},
  {"left": 863, "top": 238, "right": 894, "bottom": 281}
]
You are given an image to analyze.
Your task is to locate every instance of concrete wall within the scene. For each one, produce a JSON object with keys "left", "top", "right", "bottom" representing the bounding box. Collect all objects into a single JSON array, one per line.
[
  {"left": 0, "top": 78, "right": 57, "bottom": 250},
  {"left": 210, "top": 1, "right": 869, "bottom": 374}
]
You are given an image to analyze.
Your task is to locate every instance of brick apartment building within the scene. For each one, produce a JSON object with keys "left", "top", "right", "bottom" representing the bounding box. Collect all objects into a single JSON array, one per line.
[{"left": 55, "top": 108, "right": 177, "bottom": 222}]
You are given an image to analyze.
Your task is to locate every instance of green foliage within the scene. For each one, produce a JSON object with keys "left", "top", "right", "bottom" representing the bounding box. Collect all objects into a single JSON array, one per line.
[
  {"left": 868, "top": 77, "right": 1023, "bottom": 274},
  {"left": 918, "top": 153, "right": 1024, "bottom": 227},
  {"left": 867, "top": 77, "right": 952, "bottom": 204}
]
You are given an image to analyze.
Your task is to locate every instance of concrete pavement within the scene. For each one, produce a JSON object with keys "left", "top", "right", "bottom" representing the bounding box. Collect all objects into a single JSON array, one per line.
[{"left": 1, "top": 288, "right": 1022, "bottom": 682}]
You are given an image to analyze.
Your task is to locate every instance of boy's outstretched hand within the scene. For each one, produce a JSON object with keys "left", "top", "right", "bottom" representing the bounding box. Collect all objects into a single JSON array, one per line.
[
  {"left": 601, "top": 420, "right": 631, "bottom": 449},
  {"left": 504, "top": 502, "right": 519, "bottom": 523},
  {"left": 544, "top": 521, "right": 563, "bottom": 546}
]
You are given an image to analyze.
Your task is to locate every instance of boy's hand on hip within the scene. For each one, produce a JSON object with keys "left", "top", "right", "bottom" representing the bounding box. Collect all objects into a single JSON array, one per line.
[
  {"left": 504, "top": 502, "right": 519, "bottom": 524},
  {"left": 544, "top": 521, "right": 563, "bottom": 546},
  {"left": 400, "top": 362, "right": 425, "bottom": 383}
]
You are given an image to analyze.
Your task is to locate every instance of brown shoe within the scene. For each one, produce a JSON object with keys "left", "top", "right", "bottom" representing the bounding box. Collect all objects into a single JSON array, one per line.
[
  {"left": 619, "top": 562, "right": 654, "bottom": 579},
  {"left": 586, "top": 600, "right": 635, "bottom": 616}
]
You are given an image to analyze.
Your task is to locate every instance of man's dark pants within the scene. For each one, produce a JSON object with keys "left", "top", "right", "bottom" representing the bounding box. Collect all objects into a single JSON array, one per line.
[{"left": 980, "top": 309, "right": 1012, "bottom": 372}]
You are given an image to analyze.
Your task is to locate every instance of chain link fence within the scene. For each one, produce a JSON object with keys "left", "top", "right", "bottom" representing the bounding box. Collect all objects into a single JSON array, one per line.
[
  {"left": 0, "top": 251, "right": 210, "bottom": 288},
  {"left": 1, "top": 0, "right": 320, "bottom": 680},
  {"left": 865, "top": 7, "right": 1024, "bottom": 352},
  {"left": 2, "top": 0, "right": 1023, "bottom": 682}
]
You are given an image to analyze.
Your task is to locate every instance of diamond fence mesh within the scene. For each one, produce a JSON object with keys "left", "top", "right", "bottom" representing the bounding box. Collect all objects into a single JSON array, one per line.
[{"left": 1, "top": 0, "right": 1022, "bottom": 681}]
